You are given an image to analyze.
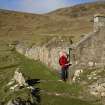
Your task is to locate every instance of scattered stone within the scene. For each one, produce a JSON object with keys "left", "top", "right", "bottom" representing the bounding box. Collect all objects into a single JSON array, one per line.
[
  {"left": 7, "top": 100, "right": 14, "bottom": 105},
  {"left": 10, "top": 84, "right": 19, "bottom": 91},
  {"left": 88, "top": 76, "right": 92, "bottom": 80},
  {"left": 72, "top": 69, "right": 83, "bottom": 82},
  {"left": 7, "top": 98, "right": 32, "bottom": 105},
  {"left": 89, "top": 78, "right": 105, "bottom": 97},
  {"left": 87, "top": 69, "right": 103, "bottom": 80},
  {"left": 6, "top": 68, "right": 41, "bottom": 105},
  {"left": 7, "top": 68, "right": 28, "bottom": 91},
  {"left": 13, "top": 68, "right": 27, "bottom": 87},
  {"left": 93, "top": 77, "right": 98, "bottom": 80},
  {"left": 7, "top": 80, "right": 14, "bottom": 86},
  {"left": 88, "top": 61, "right": 94, "bottom": 67}
]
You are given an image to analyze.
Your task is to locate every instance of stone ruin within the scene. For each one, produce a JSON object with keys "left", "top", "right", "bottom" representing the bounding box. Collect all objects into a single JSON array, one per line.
[
  {"left": 7, "top": 68, "right": 28, "bottom": 91},
  {"left": 6, "top": 68, "right": 40, "bottom": 105},
  {"left": 15, "top": 14, "right": 105, "bottom": 77},
  {"left": 71, "top": 14, "right": 105, "bottom": 70},
  {"left": 15, "top": 37, "right": 71, "bottom": 70},
  {"left": 14, "top": 14, "right": 105, "bottom": 99}
]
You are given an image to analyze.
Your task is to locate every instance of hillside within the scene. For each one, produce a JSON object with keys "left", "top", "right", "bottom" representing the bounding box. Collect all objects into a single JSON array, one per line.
[
  {"left": 0, "top": 40, "right": 102, "bottom": 105},
  {"left": 0, "top": 1, "right": 105, "bottom": 45},
  {"left": 0, "top": 2, "right": 105, "bottom": 105},
  {"left": 48, "top": 1, "right": 105, "bottom": 17},
  {"left": 0, "top": 10, "right": 53, "bottom": 45}
]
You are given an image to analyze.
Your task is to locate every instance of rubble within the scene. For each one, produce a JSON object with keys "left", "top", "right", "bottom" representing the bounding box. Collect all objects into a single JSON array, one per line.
[
  {"left": 72, "top": 69, "right": 83, "bottom": 82},
  {"left": 87, "top": 69, "right": 103, "bottom": 80},
  {"left": 7, "top": 98, "right": 32, "bottom": 105},
  {"left": 6, "top": 68, "right": 40, "bottom": 105},
  {"left": 89, "top": 78, "right": 105, "bottom": 97},
  {"left": 7, "top": 68, "right": 28, "bottom": 91}
]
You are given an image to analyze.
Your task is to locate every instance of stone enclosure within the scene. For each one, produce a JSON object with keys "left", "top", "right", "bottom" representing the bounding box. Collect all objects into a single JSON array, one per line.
[
  {"left": 15, "top": 14, "right": 105, "bottom": 73},
  {"left": 16, "top": 38, "right": 71, "bottom": 71},
  {"left": 72, "top": 14, "right": 105, "bottom": 69}
]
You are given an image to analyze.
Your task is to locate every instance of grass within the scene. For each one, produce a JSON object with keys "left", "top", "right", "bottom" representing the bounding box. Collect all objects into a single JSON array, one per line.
[
  {"left": 0, "top": 41, "right": 102, "bottom": 105},
  {"left": 41, "top": 94, "right": 101, "bottom": 105}
]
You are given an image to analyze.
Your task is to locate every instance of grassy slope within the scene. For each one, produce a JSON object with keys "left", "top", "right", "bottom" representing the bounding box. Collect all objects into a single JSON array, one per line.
[
  {"left": 0, "top": 41, "right": 102, "bottom": 105},
  {"left": 0, "top": 2, "right": 105, "bottom": 45},
  {"left": 0, "top": 2, "right": 105, "bottom": 104}
]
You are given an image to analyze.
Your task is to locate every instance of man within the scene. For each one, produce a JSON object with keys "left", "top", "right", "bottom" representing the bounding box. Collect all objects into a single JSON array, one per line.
[{"left": 59, "top": 51, "right": 71, "bottom": 82}]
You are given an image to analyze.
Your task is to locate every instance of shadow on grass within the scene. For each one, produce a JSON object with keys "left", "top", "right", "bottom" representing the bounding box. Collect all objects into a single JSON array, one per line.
[
  {"left": 26, "top": 78, "right": 41, "bottom": 105},
  {"left": 26, "top": 79, "right": 40, "bottom": 86},
  {"left": 3, "top": 79, "right": 41, "bottom": 105}
]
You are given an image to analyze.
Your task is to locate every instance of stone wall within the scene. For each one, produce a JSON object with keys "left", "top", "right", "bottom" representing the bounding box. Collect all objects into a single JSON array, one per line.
[
  {"left": 16, "top": 44, "right": 70, "bottom": 71},
  {"left": 15, "top": 15, "right": 105, "bottom": 86},
  {"left": 72, "top": 27, "right": 105, "bottom": 69},
  {"left": 15, "top": 14, "right": 105, "bottom": 74}
]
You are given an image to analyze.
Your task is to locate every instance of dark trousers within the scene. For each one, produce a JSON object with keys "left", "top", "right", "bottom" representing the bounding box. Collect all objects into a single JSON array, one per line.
[{"left": 61, "top": 68, "right": 68, "bottom": 81}]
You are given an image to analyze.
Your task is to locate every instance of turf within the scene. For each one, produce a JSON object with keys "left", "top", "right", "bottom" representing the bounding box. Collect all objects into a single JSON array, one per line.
[{"left": 0, "top": 41, "right": 102, "bottom": 105}]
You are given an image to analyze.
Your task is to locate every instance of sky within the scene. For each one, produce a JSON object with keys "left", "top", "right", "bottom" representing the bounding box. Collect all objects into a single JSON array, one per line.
[{"left": 0, "top": 0, "right": 100, "bottom": 14}]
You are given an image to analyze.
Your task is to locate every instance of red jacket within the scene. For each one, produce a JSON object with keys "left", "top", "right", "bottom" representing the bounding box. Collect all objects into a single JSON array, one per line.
[{"left": 59, "top": 56, "right": 69, "bottom": 69}]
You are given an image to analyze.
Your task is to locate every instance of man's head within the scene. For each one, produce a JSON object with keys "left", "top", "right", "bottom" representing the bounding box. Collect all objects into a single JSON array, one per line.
[{"left": 59, "top": 51, "right": 68, "bottom": 58}]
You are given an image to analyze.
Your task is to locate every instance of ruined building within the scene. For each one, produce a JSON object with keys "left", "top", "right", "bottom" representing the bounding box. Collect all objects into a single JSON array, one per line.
[
  {"left": 16, "top": 14, "right": 105, "bottom": 72},
  {"left": 71, "top": 14, "right": 105, "bottom": 70}
]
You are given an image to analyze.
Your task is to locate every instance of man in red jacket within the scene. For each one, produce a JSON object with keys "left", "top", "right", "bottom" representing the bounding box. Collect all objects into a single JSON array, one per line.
[{"left": 59, "top": 51, "right": 71, "bottom": 82}]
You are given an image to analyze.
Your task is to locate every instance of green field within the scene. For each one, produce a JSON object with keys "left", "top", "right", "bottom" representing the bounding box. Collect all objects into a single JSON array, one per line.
[{"left": 0, "top": 41, "right": 102, "bottom": 105}]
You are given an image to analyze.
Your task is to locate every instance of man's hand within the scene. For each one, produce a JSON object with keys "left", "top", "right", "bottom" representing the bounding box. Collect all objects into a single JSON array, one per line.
[
  {"left": 69, "top": 63, "right": 72, "bottom": 66},
  {"left": 65, "top": 63, "right": 72, "bottom": 66}
]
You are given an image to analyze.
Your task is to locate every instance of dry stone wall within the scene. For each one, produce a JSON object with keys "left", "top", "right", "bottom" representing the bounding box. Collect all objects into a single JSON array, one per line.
[
  {"left": 15, "top": 14, "right": 105, "bottom": 75},
  {"left": 72, "top": 27, "right": 105, "bottom": 69},
  {"left": 16, "top": 44, "right": 70, "bottom": 70},
  {"left": 15, "top": 27, "right": 105, "bottom": 72}
]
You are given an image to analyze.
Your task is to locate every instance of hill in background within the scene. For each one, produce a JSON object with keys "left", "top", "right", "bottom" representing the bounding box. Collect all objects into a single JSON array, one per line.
[
  {"left": 0, "top": 2, "right": 105, "bottom": 104},
  {"left": 0, "top": 1, "right": 105, "bottom": 45}
]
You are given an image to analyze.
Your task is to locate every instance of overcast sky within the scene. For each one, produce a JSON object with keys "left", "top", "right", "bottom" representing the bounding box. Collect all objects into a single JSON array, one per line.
[{"left": 0, "top": 0, "right": 100, "bottom": 14}]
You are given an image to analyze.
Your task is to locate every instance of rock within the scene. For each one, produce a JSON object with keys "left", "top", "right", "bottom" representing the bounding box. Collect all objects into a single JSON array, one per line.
[
  {"left": 6, "top": 68, "right": 40, "bottom": 105},
  {"left": 88, "top": 61, "right": 94, "bottom": 67},
  {"left": 13, "top": 68, "right": 27, "bottom": 87},
  {"left": 90, "top": 91, "right": 98, "bottom": 96},
  {"left": 7, "top": 79, "right": 14, "bottom": 86},
  {"left": 88, "top": 76, "right": 92, "bottom": 80},
  {"left": 93, "top": 77, "right": 98, "bottom": 80},
  {"left": 7, "top": 97, "right": 33, "bottom": 105},
  {"left": 89, "top": 78, "right": 105, "bottom": 97},
  {"left": 7, "top": 100, "right": 14, "bottom": 105},
  {"left": 87, "top": 70, "right": 103, "bottom": 81},
  {"left": 101, "top": 92, "right": 105, "bottom": 97},
  {"left": 7, "top": 68, "right": 28, "bottom": 91},
  {"left": 10, "top": 84, "right": 19, "bottom": 91},
  {"left": 72, "top": 69, "right": 83, "bottom": 82}
]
